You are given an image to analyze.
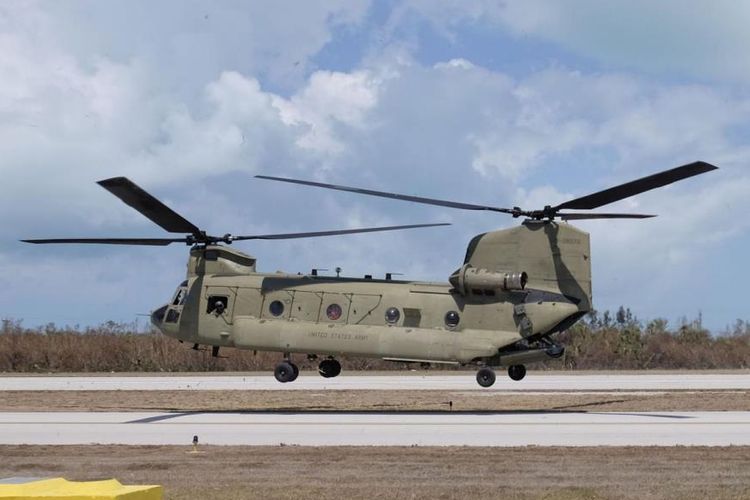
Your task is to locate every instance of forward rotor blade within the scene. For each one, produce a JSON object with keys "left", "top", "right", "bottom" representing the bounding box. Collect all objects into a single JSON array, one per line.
[
  {"left": 558, "top": 213, "right": 656, "bottom": 221},
  {"left": 255, "top": 175, "right": 514, "bottom": 214},
  {"left": 21, "top": 237, "right": 185, "bottom": 246},
  {"left": 97, "top": 177, "right": 202, "bottom": 235},
  {"left": 555, "top": 161, "right": 718, "bottom": 211},
  {"left": 231, "top": 223, "right": 451, "bottom": 241}
]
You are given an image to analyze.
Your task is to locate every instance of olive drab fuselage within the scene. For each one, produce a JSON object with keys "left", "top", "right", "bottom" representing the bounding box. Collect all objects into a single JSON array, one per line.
[{"left": 152, "top": 220, "right": 592, "bottom": 366}]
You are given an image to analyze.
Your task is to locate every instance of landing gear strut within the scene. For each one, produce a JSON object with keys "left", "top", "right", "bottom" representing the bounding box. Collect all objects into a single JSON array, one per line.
[
  {"left": 274, "top": 357, "right": 299, "bottom": 383},
  {"left": 508, "top": 364, "right": 526, "bottom": 381},
  {"left": 318, "top": 358, "right": 342, "bottom": 378},
  {"left": 476, "top": 367, "right": 496, "bottom": 387}
]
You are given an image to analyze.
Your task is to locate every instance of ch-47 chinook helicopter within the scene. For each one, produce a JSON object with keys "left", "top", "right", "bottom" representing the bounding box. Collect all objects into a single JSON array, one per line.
[{"left": 24, "top": 161, "right": 717, "bottom": 387}]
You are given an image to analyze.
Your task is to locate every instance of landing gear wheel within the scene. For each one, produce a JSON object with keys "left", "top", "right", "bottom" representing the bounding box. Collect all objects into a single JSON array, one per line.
[
  {"left": 508, "top": 364, "right": 526, "bottom": 381},
  {"left": 476, "top": 367, "right": 496, "bottom": 388},
  {"left": 274, "top": 362, "right": 296, "bottom": 383},
  {"left": 289, "top": 362, "right": 299, "bottom": 382},
  {"left": 318, "top": 358, "right": 342, "bottom": 378}
]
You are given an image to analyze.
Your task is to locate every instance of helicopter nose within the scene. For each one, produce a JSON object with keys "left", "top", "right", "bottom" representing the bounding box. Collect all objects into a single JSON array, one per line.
[{"left": 150, "top": 304, "right": 168, "bottom": 327}]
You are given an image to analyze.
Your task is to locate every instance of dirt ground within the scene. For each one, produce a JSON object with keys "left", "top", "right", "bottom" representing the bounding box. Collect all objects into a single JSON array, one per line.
[
  {"left": 2, "top": 389, "right": 749, "bottom": 412},
  {"left": 1, "top": 445, "right": 748, "bottom": 499}
]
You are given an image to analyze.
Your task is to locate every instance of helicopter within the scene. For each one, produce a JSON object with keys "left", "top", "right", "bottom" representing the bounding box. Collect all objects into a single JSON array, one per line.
[{"left": 23, "top": 161, "right": 717, "bottom": 387}]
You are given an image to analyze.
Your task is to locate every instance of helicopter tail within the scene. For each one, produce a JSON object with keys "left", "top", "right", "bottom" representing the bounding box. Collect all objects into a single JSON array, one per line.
[{"left": 462, "top": 220, "right": 592, "bottom": 314}]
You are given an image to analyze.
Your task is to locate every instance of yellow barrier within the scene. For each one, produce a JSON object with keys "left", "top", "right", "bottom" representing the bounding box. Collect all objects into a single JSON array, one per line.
[{"left": 0, "top": 478, "right": 162, "bottom": 499}]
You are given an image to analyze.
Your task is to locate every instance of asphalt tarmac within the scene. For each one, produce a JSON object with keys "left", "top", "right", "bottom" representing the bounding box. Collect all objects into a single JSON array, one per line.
[
  {"left": 2, "top": 373, "right": 749, "bottom": 391},
  {"left": 1, "top": 411, "right": 748, "bottom": 446}
]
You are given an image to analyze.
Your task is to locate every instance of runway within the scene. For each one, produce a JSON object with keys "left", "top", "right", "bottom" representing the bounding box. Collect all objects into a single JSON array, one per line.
[
  {"left": 2, "top": 373, "right": 749, "bottom": 391},
  {"left": 0, "top": 411, "right": 748, "bottom": 446}
]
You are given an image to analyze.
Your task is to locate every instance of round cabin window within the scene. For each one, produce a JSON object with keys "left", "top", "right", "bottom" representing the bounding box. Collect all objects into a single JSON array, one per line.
[
  {"left": 445, "top": 311, "right": 460, "bottom": 328},
  {"left": 326, "top": 303, "right": 342, "bottom": 321},
  {"left": 269, "top": 300, "right": 284, "bottom": 317},
  {"left": 385, "top": 307, "right": 400, "bottom": 324}
]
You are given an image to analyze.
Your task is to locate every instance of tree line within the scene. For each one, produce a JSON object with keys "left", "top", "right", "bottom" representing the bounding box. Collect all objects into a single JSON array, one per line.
[{"left": 1, "top": 308, "right": 749, "bottom": 372}]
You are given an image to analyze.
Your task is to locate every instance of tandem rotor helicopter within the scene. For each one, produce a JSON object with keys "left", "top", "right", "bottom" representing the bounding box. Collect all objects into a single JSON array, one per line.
[{"left": 24, "top": 161, "right": 716, "bottom": 387}]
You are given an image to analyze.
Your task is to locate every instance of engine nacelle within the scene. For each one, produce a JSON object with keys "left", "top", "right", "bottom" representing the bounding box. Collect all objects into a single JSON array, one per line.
[{"left": 449, "top": 264, "right": 528, "bottom": 296}]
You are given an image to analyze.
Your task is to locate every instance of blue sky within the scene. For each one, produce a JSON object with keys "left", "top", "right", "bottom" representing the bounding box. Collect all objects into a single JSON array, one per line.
[{"left": 1, "top": 1, "right": 748, "bottom": 332}]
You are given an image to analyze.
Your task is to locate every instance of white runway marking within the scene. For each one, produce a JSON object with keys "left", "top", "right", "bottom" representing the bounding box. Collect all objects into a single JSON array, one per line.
[
  {"left": 1, "top": 373, "right": 749, "bottom": 391},
  {"left": 0, "top": 411, "right": 748, "bottom": 446}
]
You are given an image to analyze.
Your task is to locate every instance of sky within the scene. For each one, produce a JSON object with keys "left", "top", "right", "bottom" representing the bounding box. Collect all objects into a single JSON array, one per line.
[{"left": 1, "top": 0, "right": 749, "bottom": 332}]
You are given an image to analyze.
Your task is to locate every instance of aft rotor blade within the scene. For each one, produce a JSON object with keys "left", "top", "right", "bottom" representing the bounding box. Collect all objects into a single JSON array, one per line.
[
  {"left": 231, "top": 223, "right": 451, "bottom": 241},
  {"left": 558, "top": 213, "right": 656, "bottom": 221},
  {"left": 255, "top": 175, "right": 515, "bottom": 214},
  {"left": 21, "top": 237, "right": 186, "bottom": 246},
  {"left": 97, "top": 177, "right": 202, "bottom": 235},
  {"left": 554, "top": 161, "right": 718, "bottom": 211}
]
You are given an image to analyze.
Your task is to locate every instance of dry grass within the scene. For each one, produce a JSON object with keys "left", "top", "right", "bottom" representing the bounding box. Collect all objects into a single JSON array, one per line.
[
  {"left": 1, "top": 445, "right": 748, "bottom": 499},
  {"left": 1, "top": 314, "right": 749, "bottom": 372},
  {"left": 2, "top": 389, "right": 749, "bottom": 412}
]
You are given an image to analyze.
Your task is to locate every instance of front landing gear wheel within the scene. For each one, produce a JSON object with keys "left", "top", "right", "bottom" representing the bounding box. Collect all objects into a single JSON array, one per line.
[
  {"left": 274, "top": 362, "right": 296, "bottom": 383},
  {"left": 508, "top": 364, "right": 526, "bottom": 381},
  {"left": 318, "top": 358, "right": 342, "bottom": 378},
  {"left": 289, "top": 362, "right": 299, "bottom": 382},
  {"left": 476, "top": 367, "right": 496, "bottom": 387}
]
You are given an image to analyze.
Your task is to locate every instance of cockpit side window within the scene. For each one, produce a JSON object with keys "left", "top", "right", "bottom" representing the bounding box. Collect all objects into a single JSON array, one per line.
[{"left": 172, "top": 288, "right": 187, "bottom": 306}]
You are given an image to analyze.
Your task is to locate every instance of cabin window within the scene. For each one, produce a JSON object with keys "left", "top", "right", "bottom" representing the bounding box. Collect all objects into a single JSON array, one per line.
[
  {"left": 403, "top": 308, "right": 422, "bottom": 328},
  {"left": 207, "top": 296, "right": 228, "bottom": 314},
  {"left": 385, "top": 307, "right": 400, "bottom": 324},
  {"left": 445, "top": 311, "right": 460, "bottom": 328},
  {"left": 269, "top": 300, "right": 284, "bottom": 317},
  {"left": 326, "top": 303, "right": 342, "bottom": 321}
]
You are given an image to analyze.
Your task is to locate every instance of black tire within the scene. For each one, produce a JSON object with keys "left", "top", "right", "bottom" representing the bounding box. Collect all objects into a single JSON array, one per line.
[
  {"left": 508, "top": 364, "right": 527, "bottom": 381},
  {"left": 289, "top": 363, "right": 299, "bottom": 382},
  {"left": 318, "top": 359, "right": 342, "bottom": 378},
  {"left": 329, "top": 359, "right": 341, "bottom": 378},
  {"left": 476, "top": 367, "right": 496, "bottom": 388},
  {"left": 318, "top": 359, "right": 332, "bottom": 378},
  {"left": 274, "top": 362, "right": 295, "bottom": 383}
]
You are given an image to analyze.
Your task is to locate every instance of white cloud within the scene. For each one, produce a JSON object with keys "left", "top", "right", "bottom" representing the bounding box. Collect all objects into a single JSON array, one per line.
[
  {"left": 396, "top": 0, "right": 750, "bottom": 82},
  {"left": 2, "top": 2, "right": 749, "bottom": 330},
  {"left": 274, "top": 70, "right": 381, "bottom": 155},
  {"left": 33, "top": 0, "right": 371, "bottom": 91}
]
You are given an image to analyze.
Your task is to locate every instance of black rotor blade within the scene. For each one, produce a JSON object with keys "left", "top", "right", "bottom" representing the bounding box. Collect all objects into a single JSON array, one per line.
[
  {"left": 558, "top": 213, "right": 656, "bottom": 221},
  {"left": 97, "top": 177, "right": 202, "bottom": 235},
  {"left": 231, "top": 223, "right": 450, "bottom": 241},
  {"left": 21, "top": 237, "right": 186, "bottom": 246},
  {"left": 255, "top": 175, "right": 515, "bottom": 214},
  {"left": 554, "top": 161, "right": 718, "bottom": 211}
]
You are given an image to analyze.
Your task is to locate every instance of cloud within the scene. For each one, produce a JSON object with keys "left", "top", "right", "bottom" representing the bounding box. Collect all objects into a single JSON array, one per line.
[
  {"left": 395, "top": 0, "right": 750, "bottom": 82},
  {"left": 33, "top": 0, "right": 370, "bottom": 91},
  {"left": 274, "top": 69, "right": 381, "bottom": 156},
  {"left": 1, "top": 2, "right": 749, "bottom": 330}
]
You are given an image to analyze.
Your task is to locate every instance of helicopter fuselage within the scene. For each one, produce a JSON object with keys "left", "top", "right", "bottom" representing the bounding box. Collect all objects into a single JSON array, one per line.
[{"left": 151, "top": 220, "right": 591, "bottom": 368}]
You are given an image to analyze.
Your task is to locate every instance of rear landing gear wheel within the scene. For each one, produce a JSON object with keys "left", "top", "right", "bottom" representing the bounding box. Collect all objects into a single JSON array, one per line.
[
  {"left": 289, "top": 362, "right": 299, "bottom": 382},
  {"left": 508, "top": 364, "right": 526, "bottom": 381},
  {"left": 476, "top": 367, "right": 496, "bottom": 388},
  {"left": 318, "top": 358, "right": 342, "bottom": 378},
  {"left": 274, "top": 362, "right": 296, "bottom": 383}
]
